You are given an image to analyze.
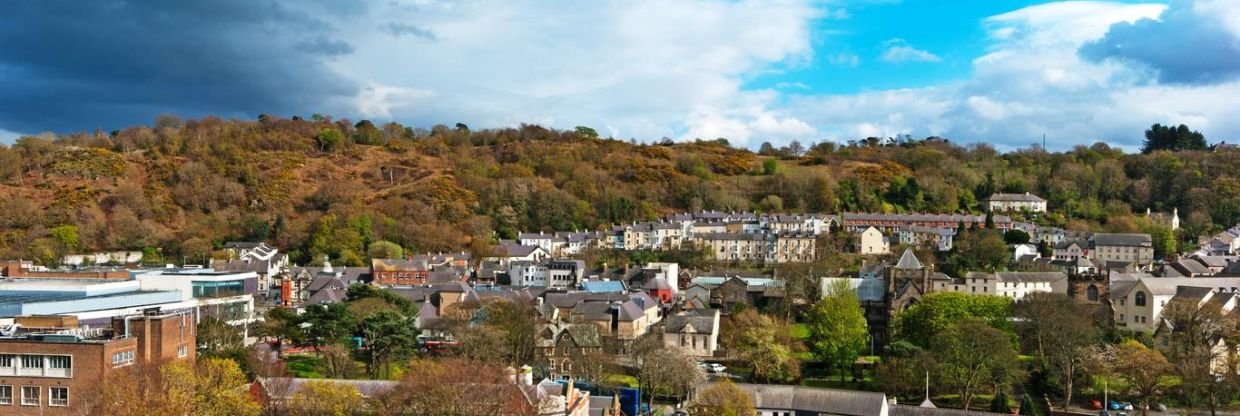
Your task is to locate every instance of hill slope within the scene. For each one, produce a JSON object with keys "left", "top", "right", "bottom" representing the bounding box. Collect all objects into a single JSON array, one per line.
[{"left": 0, "top": 116, "right": 1237, "bottom": 266}]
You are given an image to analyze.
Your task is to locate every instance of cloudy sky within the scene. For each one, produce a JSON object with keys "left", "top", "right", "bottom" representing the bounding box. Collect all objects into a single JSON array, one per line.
[{"left": 1, "top": 0, "right": 1237, "bottom": 150}]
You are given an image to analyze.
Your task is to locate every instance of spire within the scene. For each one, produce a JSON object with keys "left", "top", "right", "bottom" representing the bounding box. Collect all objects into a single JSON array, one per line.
[
  {"left": 895, "top": 248, "right": 923, "bottom": 270},
  {"left": 919, "top": 371, "right": 936, "bottom": 408}
]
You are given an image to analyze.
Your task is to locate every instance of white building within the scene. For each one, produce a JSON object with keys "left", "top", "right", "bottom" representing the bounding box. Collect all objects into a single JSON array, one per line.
[
  {"left": 983, "top": 192, "right": 1047, "bottom": 212},
  {"left": 1111, "top": 277, "right": 1240, "bottom": 332},
  {"left": 857, "top": 226, "right": 889, "bottom": 255}
]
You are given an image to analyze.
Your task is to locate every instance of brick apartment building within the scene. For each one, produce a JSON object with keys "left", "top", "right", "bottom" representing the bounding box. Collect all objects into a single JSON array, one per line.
[
  {"left": 0, "top": 261, "right": 130, "bottom": 280},
  {"left": 0, "top": 312, "right": 195, "bottom": 415}
]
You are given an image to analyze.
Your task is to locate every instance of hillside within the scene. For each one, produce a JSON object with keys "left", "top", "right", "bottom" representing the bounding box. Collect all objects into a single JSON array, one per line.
[{"left": 1, "top": 115, "right": 1239, "bottom": 267}]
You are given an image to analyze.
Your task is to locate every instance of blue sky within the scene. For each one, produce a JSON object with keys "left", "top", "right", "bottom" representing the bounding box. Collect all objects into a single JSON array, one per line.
[{"left": 1, "top": 0, "right": 1237, "bottom": 150}]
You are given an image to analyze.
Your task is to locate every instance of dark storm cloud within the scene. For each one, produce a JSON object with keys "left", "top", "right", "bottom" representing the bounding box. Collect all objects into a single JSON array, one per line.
[
  {"left": 0, "top": 1, "right": 360, "bottom": 134},
  {"left": 1080, "top": 1, "right": 1240, "bottom": 85}
]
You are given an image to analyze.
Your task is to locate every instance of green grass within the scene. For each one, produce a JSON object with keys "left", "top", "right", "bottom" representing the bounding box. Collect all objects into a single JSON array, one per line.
[
  {"left": 789, "top": 323, "right": 810, "bottom": 340},
  {"left": 285, "top": 354, "right": 325, "bottom": 378},
  {"left": 606, "top": 374, "right": 639, "bottom": 388}
]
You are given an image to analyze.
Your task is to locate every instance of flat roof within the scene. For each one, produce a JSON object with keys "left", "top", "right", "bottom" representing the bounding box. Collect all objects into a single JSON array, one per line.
[{"left": 0, "top": 290, "right": 179, "bottom": 307}]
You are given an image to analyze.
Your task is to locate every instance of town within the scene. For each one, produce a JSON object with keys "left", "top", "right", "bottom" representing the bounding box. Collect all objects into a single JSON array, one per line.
[
  {"left": 2, "top": 1, "right": 1239, "bottom": 414},
  {"left": 1, "top": 199, "right": 1237, "bottom": 415}
]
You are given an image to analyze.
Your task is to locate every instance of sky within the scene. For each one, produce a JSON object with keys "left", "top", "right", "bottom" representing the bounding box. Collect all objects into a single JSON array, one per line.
[{"left": 0, "top": 0, "right": 1237, "bottom": 150}]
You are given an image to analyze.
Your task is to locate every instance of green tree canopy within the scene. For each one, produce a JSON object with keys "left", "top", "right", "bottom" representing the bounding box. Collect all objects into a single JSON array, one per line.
[
  {"left": 807, "top": 280, "right": 869, "bottom": 381},
  {"left": 894, "top": 292, "right": 1014, "bottom": 348},
  {"left": 1141, "top": 123, "right": 1207, "bottom": 154}
]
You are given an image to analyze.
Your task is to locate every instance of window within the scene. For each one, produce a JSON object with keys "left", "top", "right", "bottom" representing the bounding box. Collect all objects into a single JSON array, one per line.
[
  {"left": 177, "top": 345, "right": 189, "bottom": 358},
  {"left": 21, "top": 355, "right": 42, "bottom": 369},
  {"left": 0, "top": 355, "right": 12, "bottom": 368},
  {"left": 49, "top": 387, "right": 67, "bottom": 407},
  {"left": 1135, "top": 291, "right": 1147, "bottom": 307},
  {"left": 0, "top": 385, "right": 10, "bottom": 405},
  {"left": 20, "top": 386, "right": 37, "bottom": 406},
  {"left": 48, "top": 356, "right": 70, "bottom": 370},
  {"left": 1087, "top": 285, "right": 1099, "bottom": 301},
  {"left": 112, "top": 350, "right": 135, "bottom": 367}
]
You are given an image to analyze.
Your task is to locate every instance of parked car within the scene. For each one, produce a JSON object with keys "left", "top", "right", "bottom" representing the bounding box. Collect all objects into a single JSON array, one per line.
[
  {"left": 707, "top": 363, "right": 727, "bottom": 373},
  {"left": 696, "top": 362, "right": 707, "bottom": 371}
]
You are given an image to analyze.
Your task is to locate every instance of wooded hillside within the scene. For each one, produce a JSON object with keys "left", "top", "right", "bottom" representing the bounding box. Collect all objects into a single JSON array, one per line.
[{"left": 1, "top": 115, "right": 1237, "bottom": 266}]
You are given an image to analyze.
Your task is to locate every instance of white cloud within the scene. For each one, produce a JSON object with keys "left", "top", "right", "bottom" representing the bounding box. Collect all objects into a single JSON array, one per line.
[
  {"left": 827, "top": 52, "right": 861, "bottom": 67},
  {"left": 879, "top": 38, "right": 940, "bottom": 63},
  {"left": 329, "top": 0, "right": 819, "bottom": 146},
  {"left": 0, "top": 128, "right": 20, "bottom": 144},
  {"left": 785, "top": 1, "right": 1240, "bottom": 150}
]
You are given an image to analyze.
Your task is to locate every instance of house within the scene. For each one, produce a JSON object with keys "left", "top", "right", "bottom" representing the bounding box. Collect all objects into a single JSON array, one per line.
[
  {"left": 688, "top": 275, "right": 785, "bottom": 310},
  {"left": 1145, "top": 207, "right": 1181, "bottom": 230},
  {"left": 1151, "top": 288, "right": 1238, "bottom": 374},
  {"left": 542, "top": 291, "right": 661, "bottom": 353},
  {"left": 1166, "top": 258, "right": 1213, "bottom": 277},
  {"left": 842, "top": 212, "right": 1012, "bottom": 233},
  {"left": 1052, "top": 240, "right": 1088, "bottom": 261},
  {"left": 1090, "top": 233, "right": 1154, "bottom": 267},
  {"left": 536, "top": 321, "right": 603, "bottom": 378},
  {"left": 643, "top": 277, "right": 674, "bottom": 303},
  {"left": 662, "top": 309, "right": 721, "bottom": 358},
  {"left": 983, "top": 192, "right": 1047, "bottom": 212},
  {"left": 897, "top": 226, "right": 954, "bottom": 251},
  {"left": 509, "top": 260, "right": 585, "bottom": 289},
  {"left": 1110, "top": 276, "right": 1240, "bottom": 332},
  {"left": 957, "top": 272, "right": 1066, "bottom": 300},
  {"left": 1012, "top": 244, "right": 1039, "bottom": 262},
  {"left": 857, "top": 226, "right": 890, "bottom": 255},
  {"left": 697, "top": 233, "right": 769, "bottom": 263},
  {"left": 485, "top": 244, "right": 551, "bottom": 266}
]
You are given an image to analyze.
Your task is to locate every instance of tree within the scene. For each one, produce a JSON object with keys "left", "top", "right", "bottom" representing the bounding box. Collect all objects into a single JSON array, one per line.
[
  {"left": 359, "top": 311, "right": 418, "bottom": 379},
  {"left": 1159, "top": 299, "right": 1239, "bottom": 415},
  {"left": 762, "top": 158, "right": 778, "bottom": 175},
  {"left": 789, "top": 140, "right": 805, "bottom": 156},
  {"left": 375, "top": 359, "right": 537, "bottom": 416},
  {"left": 690, "top": 379, "right": 755, "bottom": 416},
  {"left": 198, "top": 316, "right": 244, "bottom": 355},
  {"left": 1109, "top": 341, "right": 1174, "bottom": 416},
  {"left": 990, "top": 389, "right": 1012, "bottom": 413},
  {"left": 257, "top": 307, "right": 304, "bottom": 349},
  {"left": 728, "top": 309, "right": 801, "bottom": 382},
  {"left": 317, "top": 127, "right": 344, "bottom": 152},
  {"left": 894, "top": 292, "right": 1013, "bottom": 348},
  {"left": 807, "top": 280, "right": 868, "bottom": 382},
  {"left": 758, "top": 142, "right": 777, "bottom": 156},
  {"left": 289, "top": 380, "right": 366, "bottom": 416},
  {"left": 930, "top": 320, "right": 1020, "bottom": 411},
  {"left": 1003, "top": 229, "right": 1031, "bottom": 245},
  {"left": 1015, "top": 293, "right": 1100, "bottom": 409},
  {"left": 636, "top": 345, "right": 704, "bottom": 408},
  {"left": 367, "top": 240, "right": 404, "bottom": 259},
  {"left": 1141, "top": 123, "right": 1207, "bottom": 154},
  {"left": 168, "top": 358, "right": 262, "bottom": 416},
  {"left": 574, "top": 125, "right": 599, "bottom": 138}
]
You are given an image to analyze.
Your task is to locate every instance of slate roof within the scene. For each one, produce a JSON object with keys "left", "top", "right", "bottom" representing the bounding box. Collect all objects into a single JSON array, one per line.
[
  {"left": 663, "top": 310, "right": 718, "bottom": 334},
  {"left": 894, "top": 248, "right": 923, "bottom": 270},
  {"left": 842, "top": 212, "right": 1012, "bottom": 224},
  {"left": 733, "top": 383, "right": 888, "bottom": 416},
  {"left": 212, "top": 259, "right": 273, "bottom": 274},
  {"left": 1140, "top": 277, "right": 1240, "bottom": 296},
  {"left": 1171, "top": 259, "right": 1212, "bottom": 276},
  {"left": 984, "top": 192, "right": 1045, "bottom": 202},
  {"left": 890, "top": 405, "right": 1008, "bottom": 416},
  {"left": 1092, "top": 233, "right": 1153, "bottom": 248}
]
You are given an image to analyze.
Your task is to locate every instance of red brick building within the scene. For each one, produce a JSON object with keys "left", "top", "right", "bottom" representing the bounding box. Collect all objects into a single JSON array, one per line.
[{"left": 0, "top": 313, "right": 195, "bottom": 415}]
